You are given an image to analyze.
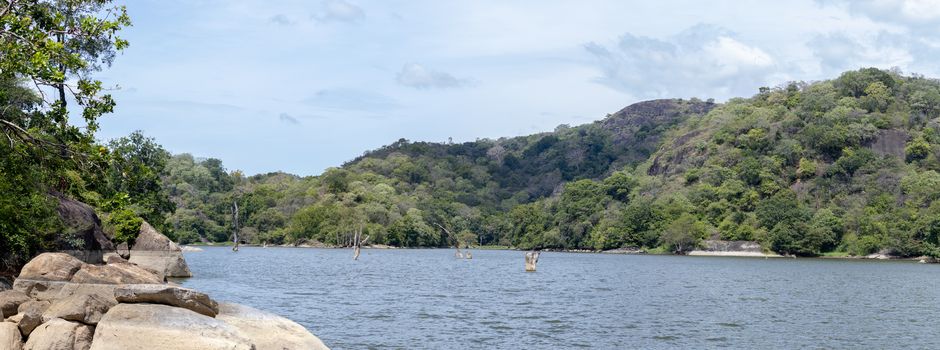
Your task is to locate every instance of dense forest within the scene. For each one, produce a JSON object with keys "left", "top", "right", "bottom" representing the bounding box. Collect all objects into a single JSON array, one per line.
[
  {"left": 5, "top": 2, "right": 940, "bottom": 270},
  {"left": 153, "top": 68, "right": 940, "bottom": 258}
]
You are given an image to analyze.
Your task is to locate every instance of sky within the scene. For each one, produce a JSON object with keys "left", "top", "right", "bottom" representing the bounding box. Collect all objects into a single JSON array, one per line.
[{"left": 94, "top": 0, "right": 940, "bottom": 176}]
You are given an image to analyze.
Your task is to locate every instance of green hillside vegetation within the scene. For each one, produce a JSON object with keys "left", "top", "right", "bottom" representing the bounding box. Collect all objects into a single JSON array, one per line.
[
  {"left": 4, "top": 4, "right": 940, "bottom": 269},
  {"left": 159, "top": 68, "right": 940, "bottom": 258}
]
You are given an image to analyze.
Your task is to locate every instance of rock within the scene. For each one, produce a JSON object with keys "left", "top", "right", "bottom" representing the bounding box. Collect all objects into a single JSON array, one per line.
[
  {"left": 116, "top": 243, "right": 129, "bottom": 260},
  {"left": 42, "top": 292, "right": 115, "bottom": 325},
  {"left": 70, "top": 262, "right": 162, "bottom": 285},
  {"left": 53, "top": 192, "right": 114, "bottom": 254},
  {"left": 23, "top": 318, "right": 93, "bottom": 350},
  {"left": 128, "top": 222, "right": 192, "bottom": 278},
  {"left": 6, "top": 313, "right": 22, "bottom": 323},
  {"left": 90, "top": 303, "right": 254, "bottom": 350},
  {"left": 17, "top": 253, "right": 84, "bottom": 282},
  {"left": 12, "top": 279, "right": 69, "bottom": 301},
  {"left": 114, "top": 285, "right": 218, "bottom": 317},
  {"left": 217, "top": 302, "right": 330, "bottom": 350},
  {"left": 101, "top": 253, "right": 125, "bottom": 265},
  {"left": 0, "top": 322, "right": 22, "bottom": 350},
  {"left": 15, "top": 277, "right": 128, "bottom": 302},
  {"left": 17, "top": 300, "right": 51, "bottom": 336},
  {"left": 0, "top": 291, "right": 30, "bottom": 318}
]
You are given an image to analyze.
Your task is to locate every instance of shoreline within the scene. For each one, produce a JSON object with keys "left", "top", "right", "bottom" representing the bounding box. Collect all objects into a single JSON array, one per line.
[{"left": 181, "top": 244, "right": 936, "bottom": 263}]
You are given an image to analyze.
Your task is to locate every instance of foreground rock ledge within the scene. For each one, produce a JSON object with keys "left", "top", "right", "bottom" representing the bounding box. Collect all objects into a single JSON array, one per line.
[
  {"left": 2, "top": 252, "right": 330, "bottom": 350},
  {"left": 217, "top": 302, "right": 329, "bottom": 350}
]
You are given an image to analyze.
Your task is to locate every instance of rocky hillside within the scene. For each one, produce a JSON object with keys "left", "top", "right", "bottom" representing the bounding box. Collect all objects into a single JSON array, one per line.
[{"left": 161, "top": 68, "right": 940, "bottom": 258}]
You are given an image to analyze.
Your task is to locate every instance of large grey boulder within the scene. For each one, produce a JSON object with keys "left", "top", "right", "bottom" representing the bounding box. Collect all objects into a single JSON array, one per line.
[
  {"left": 70, "top": 262, "right": 162, "bottom": 285},
  {"left": 90, "top": 303, "right": 254, "bottom": 350},
  {"left": 23, "top": 318, "right": 93, "bottom": 350},
  {"left": 0, "top": 290, "right": 31, "bottom": 318},
  {"left": 16, "top": 300, "right": 51, "bottom": 336},
  {"left": 0, "top": 322, "right": 22, "bottom": 350},
  {"left": 128, "top": 222, "right": 192, "bottom": 278},
  {"left": 17, "top": 253, "right": 84, "bottom": 282},
  {"left": 42, "top": 292, "right": 116, "bottom": 325},
  {"left": 53, "top": 192, "right": 114, "bottom": 255},
  {"left": 217, "top": 302, "right": 330, "bottom": 350},
  {"left": 114, "top": 285, "right": 218, "bottom": 317}
]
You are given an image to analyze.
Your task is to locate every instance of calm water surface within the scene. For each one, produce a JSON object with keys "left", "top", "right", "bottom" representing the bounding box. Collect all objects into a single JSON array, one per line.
[{"left": 179, "top": 247, "right": 940, "bottom": 349}]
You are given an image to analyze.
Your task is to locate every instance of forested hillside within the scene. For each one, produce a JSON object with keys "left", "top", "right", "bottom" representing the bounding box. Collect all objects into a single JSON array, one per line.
[{"left": 161, "top": 68, "right": 940, "bottom": 258}]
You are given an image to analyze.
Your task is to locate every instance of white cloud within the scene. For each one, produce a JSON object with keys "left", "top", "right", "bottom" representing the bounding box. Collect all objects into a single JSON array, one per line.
[
  {"left": 584, "top": 24, "right": 777, "bottom": 100},
  {"left": 808, "top": 31, "right": 913, "bottom": 72},
  {"left": 312, "top": 0, "right": 365, "bottom": 23},
  {"left": 396, "top": 63, "right": 468, "bottom": 89}
]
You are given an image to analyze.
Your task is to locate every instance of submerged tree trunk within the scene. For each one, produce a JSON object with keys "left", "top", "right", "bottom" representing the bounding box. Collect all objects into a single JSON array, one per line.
[
  {"left": 232, "top": 200, "right": 239, "bottom": 252},
  {"left": 525, "top": 251, "right": 540, "bottom": 272},
  {"left": 433, "top": 223, "right": 463, "bottom": 259},
  {"left": 353, "top": 225, "right": 368, "bottom": 260}
]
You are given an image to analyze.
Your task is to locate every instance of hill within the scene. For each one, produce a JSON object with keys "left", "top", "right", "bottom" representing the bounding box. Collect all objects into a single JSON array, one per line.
[{"left": 162, "top": 68, "right": 940, "bottom": 257}]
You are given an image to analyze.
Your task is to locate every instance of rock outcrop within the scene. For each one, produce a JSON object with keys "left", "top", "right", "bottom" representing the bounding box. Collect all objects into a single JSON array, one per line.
[
  {"left": 23, "top": 318, "right": 93, "bottom": 350},
  {"left": 42, "top": 293, "right": 116, "bottom": 325},
  {"left": 71, "top": 263, "right": 163, "bottom": 285},
  {"left": 90, "top": 304, "right": 254, "bottom": 350},
  {"left": 114, "top": 285, "right": 218, "bottom": 317},
  {"left": 128, "top": 222, "right": 192, "bottom": 278},
  {"left": 217, "top": 302, "right": 330, "bottom": 350},
  {"left": 52, "top": 193, "right": 114, "bottom": 262},
  {"left": 0, "top": 322, "right": 22, "bottom": 350},
  {"left": 0, "top": 290, "right": 30, "bottom": 318},
  {"left": 16, "top": 300, "right": 50, "bottom": 336},
  {"left": 16, "top": 253, "right": 84, "bottom": 282},
  {"left": 6, "top": 252, "right": 329, "bottom": 350}
]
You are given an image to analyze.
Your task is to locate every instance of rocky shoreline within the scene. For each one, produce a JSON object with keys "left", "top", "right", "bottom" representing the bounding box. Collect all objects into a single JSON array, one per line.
[{"left": 0, "top": 221, "right": 329, "bottom": 350}]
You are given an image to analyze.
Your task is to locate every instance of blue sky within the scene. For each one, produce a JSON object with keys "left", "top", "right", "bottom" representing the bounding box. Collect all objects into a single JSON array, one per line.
[{"left": 95, "top": 0, "right": 940, "bottom": 176}]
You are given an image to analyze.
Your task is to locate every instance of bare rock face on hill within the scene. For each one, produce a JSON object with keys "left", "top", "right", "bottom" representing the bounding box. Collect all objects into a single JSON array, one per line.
[{"left": 128, "top": 222, "right": 192, "bottom": 278}]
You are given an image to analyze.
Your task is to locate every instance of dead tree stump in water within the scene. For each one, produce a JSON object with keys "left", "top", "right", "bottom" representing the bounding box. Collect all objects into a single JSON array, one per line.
[
  {"left": 525, "top": 251, "right": 540, "bottom": 272},
  {"left": 353, "top": 226, "right": 369, "bottom": 260},
  {"left": 231, "top": 200, "right": 240, "bottom": 252}
]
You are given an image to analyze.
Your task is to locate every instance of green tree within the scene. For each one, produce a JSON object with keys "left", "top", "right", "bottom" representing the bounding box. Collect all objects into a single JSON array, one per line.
[
  {"left": 660, "top": 213, "right": 707, "bottom": 254},
  {"left": 0, "top": 0, "right": 130, "bottom": 272}
]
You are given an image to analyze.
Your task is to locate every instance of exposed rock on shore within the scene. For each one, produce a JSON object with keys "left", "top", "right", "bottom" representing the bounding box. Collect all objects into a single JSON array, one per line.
[
  {"left": 90, "top": 303, "right": 254, "bottom": 350},
  {"left": 1, "top": 252, "right": 329, "bottom": 350},
  {"left": 128, "top": 222, "right": 192, "bottom": 278},
  {"left": 687, "top": 240, "right": 779, "bottom": 257},
  {"left": 217, "top": 302, "right": 330, "bottom": 350}
]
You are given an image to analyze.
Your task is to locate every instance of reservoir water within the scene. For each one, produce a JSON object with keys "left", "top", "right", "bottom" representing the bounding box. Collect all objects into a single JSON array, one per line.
[{"left": 179, "top": 247, "right": 940, "bottom": 349}]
